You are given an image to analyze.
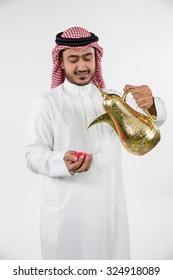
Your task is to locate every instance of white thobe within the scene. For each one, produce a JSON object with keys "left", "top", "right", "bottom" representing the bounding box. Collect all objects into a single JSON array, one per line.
[{"left": 25, "top": 80, "right": 166, "bottom": 260}]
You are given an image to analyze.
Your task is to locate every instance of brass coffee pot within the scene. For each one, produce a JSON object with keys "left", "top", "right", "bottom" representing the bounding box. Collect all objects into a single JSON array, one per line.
[{"left": 88, "top": 87, "right": 160, "bottom": 156}]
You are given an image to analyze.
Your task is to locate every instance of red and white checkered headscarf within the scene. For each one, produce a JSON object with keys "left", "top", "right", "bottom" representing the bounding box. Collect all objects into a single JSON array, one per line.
[{"left": 51, "top": 26, "right": 105, "bottom": 89}]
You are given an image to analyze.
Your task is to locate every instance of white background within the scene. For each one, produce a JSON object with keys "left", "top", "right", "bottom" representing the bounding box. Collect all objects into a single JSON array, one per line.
[{"left": 0, "top": 0, "right": 172, "bottom": 260}]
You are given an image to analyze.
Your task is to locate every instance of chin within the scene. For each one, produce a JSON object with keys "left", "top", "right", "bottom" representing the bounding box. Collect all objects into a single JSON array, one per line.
[
  {"left": 78, "top": 81, "right": 90, "bottom": 86},
  {"left": 68, "top": 74, "right": 93, "bottom": 86},
  {"left": 77, "top": 77, "right": 93, "bottom": 86}
]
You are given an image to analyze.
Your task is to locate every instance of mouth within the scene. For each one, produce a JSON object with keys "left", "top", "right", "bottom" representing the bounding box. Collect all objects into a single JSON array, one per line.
[{"left": 75, "top": 71, "right": 90, "bottom": 80}]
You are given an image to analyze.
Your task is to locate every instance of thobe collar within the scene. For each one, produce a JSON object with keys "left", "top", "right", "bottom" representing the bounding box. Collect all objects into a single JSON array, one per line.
[{"left": 63, "top": 79, "right": 92, "bottom": 95}]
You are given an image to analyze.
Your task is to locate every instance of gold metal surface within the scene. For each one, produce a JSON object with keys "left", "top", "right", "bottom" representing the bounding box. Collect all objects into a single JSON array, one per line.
[{"left": 88, "top": 87, "right": 161, "bottom": 156}]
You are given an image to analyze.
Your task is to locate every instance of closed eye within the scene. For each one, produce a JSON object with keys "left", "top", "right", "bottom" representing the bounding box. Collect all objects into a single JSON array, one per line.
[
  {"left": 68, "top": 55, "right": 78, "bottom": 63},
  {"left": 84, "top": 53, "right": 93, "bottom": 61},
  {"left": 67, "top": 52, "right": 94, "bottom": 63}
]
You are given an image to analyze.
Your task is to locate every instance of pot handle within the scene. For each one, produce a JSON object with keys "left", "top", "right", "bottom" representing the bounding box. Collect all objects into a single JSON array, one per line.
[{"left": 122, "top": 89, "right": 156, "bottom": 121}]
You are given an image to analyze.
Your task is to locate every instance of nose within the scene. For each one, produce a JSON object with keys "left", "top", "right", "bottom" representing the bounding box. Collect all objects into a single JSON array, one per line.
[{"left": 77, "top": 58, "right": 87, "bottom": 71}]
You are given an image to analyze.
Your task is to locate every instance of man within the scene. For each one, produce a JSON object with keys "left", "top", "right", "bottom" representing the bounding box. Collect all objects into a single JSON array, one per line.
[{"left": 25, "top": 26, "right": 167, "bottom": 260}]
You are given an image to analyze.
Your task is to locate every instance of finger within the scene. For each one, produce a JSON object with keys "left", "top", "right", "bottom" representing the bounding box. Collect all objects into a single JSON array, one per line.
[
  {"left": 132, "top": 89, "right": 153, "bottom": 102},
  {"left": 123, "top": 84, "right": 136, "bottom": 92},
  {"left": 67, "top": 155, "right": 86, "bottom": 172},
  {"left": 76, "top": 154, "right": 93, "bottom": 173},
  {"left": 134, "top": 93, "right": 154, "bottom": 108},
  {"left": 124, "top": 85, "right": 148, "bottom": 95},
  {"left": 64, "top": 150, "right": 78, "bottom": 163},
  {"left": 135, "top": 98, "right": 153, "bottom": 109},
  {"left": 131, "top": 90, "right": 153, "bottom": 104}
]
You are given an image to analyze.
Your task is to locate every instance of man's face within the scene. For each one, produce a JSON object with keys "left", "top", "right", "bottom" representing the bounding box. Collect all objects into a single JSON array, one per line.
[{"left": 60, "top": 47, "right": 96, "bottom": 86}]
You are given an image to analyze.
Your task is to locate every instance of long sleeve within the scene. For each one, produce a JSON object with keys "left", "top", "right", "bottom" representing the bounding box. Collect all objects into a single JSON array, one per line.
[
  {"left": 152, "top": 96, "right": 167, "bottom": 126},
  {"left": 25, "top": 97, "right": 71, "bottom": 178}
]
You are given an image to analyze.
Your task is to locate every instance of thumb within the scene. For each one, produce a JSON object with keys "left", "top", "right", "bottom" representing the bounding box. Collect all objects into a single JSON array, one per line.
[{"left": 123, "top": 84, "right": 134, "bottom": 92}]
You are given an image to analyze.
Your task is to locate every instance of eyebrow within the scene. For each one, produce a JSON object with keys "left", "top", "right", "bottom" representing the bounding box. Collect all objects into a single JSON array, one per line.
[{"left": 68, "top": 52, "right": 93, "bottom": 59}]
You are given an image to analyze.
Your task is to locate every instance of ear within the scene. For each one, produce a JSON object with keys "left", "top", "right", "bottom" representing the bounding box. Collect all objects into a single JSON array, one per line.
[
  {"left": 60, "top": 56, "right": 64, "bottom": 69},
  {"left": 60, "top": 57, "right": 64, "bottom": 69}
]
